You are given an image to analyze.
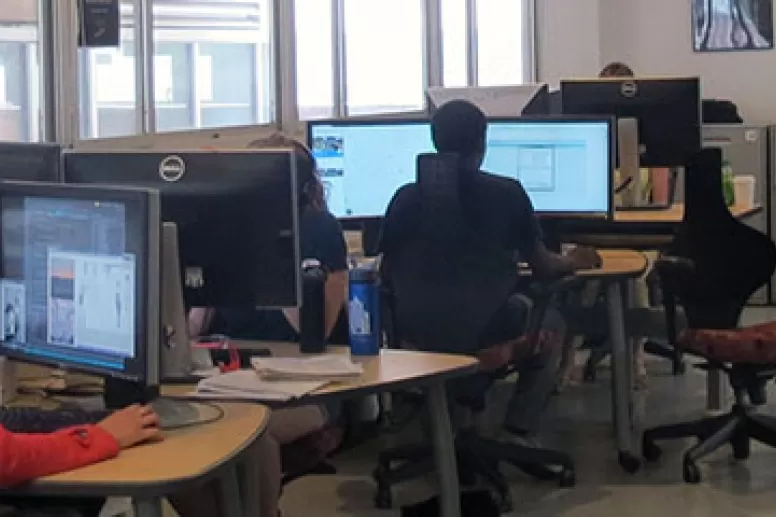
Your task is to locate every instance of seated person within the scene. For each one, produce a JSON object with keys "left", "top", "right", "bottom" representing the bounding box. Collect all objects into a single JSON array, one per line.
[
  {"left": 175, "top": 134, "right": 348, "bottom": 517},
  {"left": 0, "top": 405, "right": 160, "bottom": 516},
  {"left": 379, "top": 100, "right": 597, "bottom": 449}
]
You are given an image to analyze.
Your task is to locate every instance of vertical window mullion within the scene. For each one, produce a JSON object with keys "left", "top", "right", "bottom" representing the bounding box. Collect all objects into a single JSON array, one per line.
[
  {"left": 138, "top": 0, "right": 155, "bottom": 134},
  {"left": 523, "top": 0, "right": 537, "bottom": 83},
  {"left": 38, "top": 0, "right": 56, "bottom": 142},
  {"left": 332, "top": 0, "right": 347, "bottom": 117},
  {"left": 466, "top": 0, "right": 478, "bottom": 87},
  {"left": 424, "top": 0, "right": 443, "bottom": 90},
  {"left": 276, "top": 0, "right": 298, "bottom": 130}
]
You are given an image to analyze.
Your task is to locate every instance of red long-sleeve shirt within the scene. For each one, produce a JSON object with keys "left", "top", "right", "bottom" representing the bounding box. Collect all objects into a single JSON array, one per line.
[{"left": 0, "top": 424, "right": 119, "bottom": 487}]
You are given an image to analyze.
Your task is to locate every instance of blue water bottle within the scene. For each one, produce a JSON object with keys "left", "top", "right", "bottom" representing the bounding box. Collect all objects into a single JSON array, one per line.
[{"left": 348, "top": 267, "right": 381, "bottom": 356}]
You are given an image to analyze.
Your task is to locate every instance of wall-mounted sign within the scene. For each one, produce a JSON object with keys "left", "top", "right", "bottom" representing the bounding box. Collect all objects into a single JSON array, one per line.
[{"left": 78, "top": 0, "right": 120, "bottom": 48}]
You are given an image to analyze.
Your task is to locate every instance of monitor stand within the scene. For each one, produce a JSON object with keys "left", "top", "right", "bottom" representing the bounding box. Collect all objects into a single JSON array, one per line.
[
  {"left": 105, "top": 223, "right": 212, "bottom": 410},
  {"left": 160, "top": 222, "right": 213, "bottom": 381},
  {"left": 617, "top": 117, "right": 643, "bottom": 208}
]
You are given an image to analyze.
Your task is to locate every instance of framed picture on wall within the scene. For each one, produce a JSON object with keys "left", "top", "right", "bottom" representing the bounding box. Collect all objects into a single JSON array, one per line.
[{"left": 692, "top": 0, "right": 774, "bottom": 51}]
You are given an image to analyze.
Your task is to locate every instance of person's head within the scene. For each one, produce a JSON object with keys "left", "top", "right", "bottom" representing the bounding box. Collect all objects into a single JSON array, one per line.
[
  {"left": 598, "top": 62, "right": 635, "bottom": 78},
  {"left": 431, "top": 100, "right": 488, "bottom": 169},
  {"left": 247, "top": 134, "right": 326, "bottom": 211}
]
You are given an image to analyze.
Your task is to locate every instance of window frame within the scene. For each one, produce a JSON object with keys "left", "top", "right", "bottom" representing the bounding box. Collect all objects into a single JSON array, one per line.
[{"left": 48, "top": 0, "right": 536, "bottom": 143}]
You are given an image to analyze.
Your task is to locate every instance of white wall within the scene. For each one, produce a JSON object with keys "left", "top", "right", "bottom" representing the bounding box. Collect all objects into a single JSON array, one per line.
[
  {"left": 536, "top": 0, "right": 603, "bottom": 87},
  {"left": 598, "top": 0, "right": 776, "bottom": 123}
]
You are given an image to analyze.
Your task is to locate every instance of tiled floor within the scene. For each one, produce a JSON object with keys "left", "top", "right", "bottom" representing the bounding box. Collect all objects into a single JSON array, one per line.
[{"left": 282, "top": 307, "right": 776, "bottom": 517}]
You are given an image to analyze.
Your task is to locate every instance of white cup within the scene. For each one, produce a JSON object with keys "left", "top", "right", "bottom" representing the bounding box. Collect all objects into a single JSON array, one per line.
[{"left": 733, "top": 175, "right": 756, "bottom": 208}]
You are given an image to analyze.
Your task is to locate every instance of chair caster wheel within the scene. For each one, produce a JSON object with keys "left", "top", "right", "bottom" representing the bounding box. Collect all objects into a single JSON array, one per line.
[
  {"left": 683, "top": 460, "right": 701, "bottom": 484},
  {"left": 497, "top": 491, "right": 513, "bottom": 514},
  {"left": 372, "top": 465, "right": 386, "bottom": 484},
  {"left": 672, "top": 361, "right": 686, "bottom": 376},
  {"left": 618, "top": 451, "right": 641, "bottom": 473},
  {"left": 732, "top": 435, "right": 751, "bottom": 461},
  {"left": 583, "top": 363, "right": 597, "bottom": 382},
  {"left": 558, "top": 468, "right": 576, "bottom": 488},
  {"left": 642, "top": 438, "right": 662, "bottom": 462},
  {"left": 374, "top": 489, "right": 393, "bottom": 510}
]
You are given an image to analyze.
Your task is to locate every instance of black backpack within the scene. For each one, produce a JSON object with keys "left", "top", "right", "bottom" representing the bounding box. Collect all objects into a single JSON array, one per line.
[{"left": 702, "top": 99, "right": 743, "bottom": 124}]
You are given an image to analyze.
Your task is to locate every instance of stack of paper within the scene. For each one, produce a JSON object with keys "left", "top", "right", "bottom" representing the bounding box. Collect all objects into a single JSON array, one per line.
[
  {"left": 193, "top": 369, "right": 328, "bottom": 401},
  {"left": 251, "top": 355, "right": 364, "bottom": 381}
]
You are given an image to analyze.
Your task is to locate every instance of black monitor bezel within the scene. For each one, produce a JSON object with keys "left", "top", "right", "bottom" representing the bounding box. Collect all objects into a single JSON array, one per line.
[
  {"left": 0, "top": 180, "right": 160, "bottom": 386},
  {"left": 558, "top": 76, "right": 702, "bottom": 168},
  {"left": 62, "top": 148, "right": 303, "bottom": 309},
  {"left": 0, "top": 142, "right": 63, "bottom": 183}
]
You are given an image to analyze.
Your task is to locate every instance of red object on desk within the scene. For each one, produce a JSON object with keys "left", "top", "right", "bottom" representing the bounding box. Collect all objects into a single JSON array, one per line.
[{"left": 193, "top": 339, "right": 241, "bottom": 373}]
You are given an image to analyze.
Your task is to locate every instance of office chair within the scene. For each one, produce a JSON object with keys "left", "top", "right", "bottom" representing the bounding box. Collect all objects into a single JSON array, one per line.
[
  {"left": 641, "top": 148, "right": 776, "bottom": 483},
  {"left": 372, "top": 153, "right": 577, "bottom": 512}
]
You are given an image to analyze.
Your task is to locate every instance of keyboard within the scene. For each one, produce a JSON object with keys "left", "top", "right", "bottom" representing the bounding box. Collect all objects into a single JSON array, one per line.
[
  {"left": 0, "top": 400, "right": 203, "bottom": 434},
  {"left": 0, "top": 406, "right": 111, "bottom": 433}
]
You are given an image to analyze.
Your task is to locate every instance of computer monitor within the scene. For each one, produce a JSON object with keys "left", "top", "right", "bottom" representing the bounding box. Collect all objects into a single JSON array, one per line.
[
  {"left": 426, "top": 84, "right": 550, "bottom": 116},
  {"left": 0, "top": 142, "right": 61, "bottom": 182},
  {"left": 482, "top": 116, "right": 614, "bottom": 218},
  {"left": 560, "top": 77, "right": 701, "bottom": 167},
  {"left": 0, "top": 181, "right": 160, "bottom": 389},
  {"left": 63, "top": 150, "right": 302, "bottom": 310},
  {"left": 308, "top": 119, "right": 435, "bottom": 219},
  {"left": 309, "top": 117, "right": 612, "bottom": 219}
]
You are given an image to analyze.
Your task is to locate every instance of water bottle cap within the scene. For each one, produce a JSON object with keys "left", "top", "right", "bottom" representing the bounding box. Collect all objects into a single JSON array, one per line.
[{"left": 349, "top": 267, "right": 379, "bottom": 283}]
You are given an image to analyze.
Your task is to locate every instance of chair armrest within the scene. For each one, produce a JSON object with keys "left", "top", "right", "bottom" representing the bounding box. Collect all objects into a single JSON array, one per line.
[{"left": 654, "top": 255, "right": 695, "bottom": 275}]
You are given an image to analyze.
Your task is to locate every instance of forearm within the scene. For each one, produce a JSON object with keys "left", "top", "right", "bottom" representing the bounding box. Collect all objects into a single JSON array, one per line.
[{"left": 0, "top": 426, "right": 119, "bottom": 487}]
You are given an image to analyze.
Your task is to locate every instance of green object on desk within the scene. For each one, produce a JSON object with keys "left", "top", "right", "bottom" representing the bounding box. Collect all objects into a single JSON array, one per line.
[{"left": 722, "top": 160, "right": 735, "bottom": 207}]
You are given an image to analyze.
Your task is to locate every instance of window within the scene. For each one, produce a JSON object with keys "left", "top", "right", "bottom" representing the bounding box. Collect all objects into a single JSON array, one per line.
[
  {"left": 0, "top": 0, "right": 41, "bottom": 141},
  {"left": 476, "top": 0, "right": 526, "bottom": 86},
  {"left": 342, "top": 0, "right": 424, "bottom": 116},
  {"left": 441, "top": 0, "right": 467, "bottom": 87},
  {"left": 152, "top": 0, "right": 273, "bottom": 132},
  {"left": 295, "top": 0, "right": 334, "bottom": 120},
  {"left": 78, "top": 0, "right": 138, "bottom": 139}
]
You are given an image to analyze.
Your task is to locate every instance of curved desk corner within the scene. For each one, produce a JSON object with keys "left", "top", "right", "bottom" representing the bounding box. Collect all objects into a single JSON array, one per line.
[{"left": 23, "top": 402, "right": 270, "bottom": 498}]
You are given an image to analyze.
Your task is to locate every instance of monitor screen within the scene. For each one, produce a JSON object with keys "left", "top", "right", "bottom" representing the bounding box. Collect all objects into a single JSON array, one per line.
[
  {"left": 309, "top": 118, "right": 612, "bottom": 218},
  {"left": 483, "top": 118, "right": 613, "bottom": 216},
  {"left": 309, "top": 121, "right": 435, "bottom": 218},
  {"left": 0, "top": 183, "right": 159, "bottom": 383}
]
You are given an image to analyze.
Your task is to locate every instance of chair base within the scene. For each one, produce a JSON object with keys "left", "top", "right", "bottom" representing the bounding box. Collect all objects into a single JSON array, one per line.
[
  {"left": 642, "top": 405, "right": 776, "bottom": 483},
  {"left": 373, "top": 431, "right": 575, "bottom": 512}
]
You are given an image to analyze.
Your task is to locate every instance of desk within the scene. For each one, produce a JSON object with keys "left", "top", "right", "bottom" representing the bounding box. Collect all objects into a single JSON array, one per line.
[
  {"left": 572, "top": 250, "right": 648, "bottom": 469},
  {"left": 612, "top": 202, "right": 760, "bottom": 224},
  {"left": 2, "top": 401, "right": 269, "bottom": 517},
  {"left": 166, "top": 348, "right": 478, "bottom": 517},
  {"left": 567, "top": 203, "right": 763, "bottom": 249}
]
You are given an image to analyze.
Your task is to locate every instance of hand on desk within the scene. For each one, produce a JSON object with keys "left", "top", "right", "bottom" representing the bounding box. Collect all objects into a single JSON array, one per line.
[
  {"left": 566, "top": 246, "right": 602, "bottom": 270},
  {"left": 98, "top": 405, "right": 163, "bottom": 449}
]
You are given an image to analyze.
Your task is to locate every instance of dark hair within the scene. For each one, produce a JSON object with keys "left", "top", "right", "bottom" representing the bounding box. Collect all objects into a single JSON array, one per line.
[
  {"left": 431, "top": 100, "right": 487, "bottom": 156},
  {"left": 599, "top": 62, "right": 635, "bottom": 78},
  {"left": 247, "top": 134, "right": 326, "bottom": 211}
]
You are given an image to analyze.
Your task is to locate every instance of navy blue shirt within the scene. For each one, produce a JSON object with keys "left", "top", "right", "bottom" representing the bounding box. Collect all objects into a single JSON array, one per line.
[{"left": 210, "top": 206, "right": 347, "bottom": 340}]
